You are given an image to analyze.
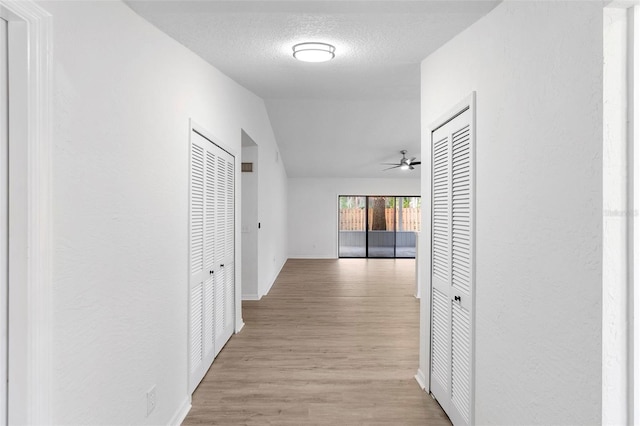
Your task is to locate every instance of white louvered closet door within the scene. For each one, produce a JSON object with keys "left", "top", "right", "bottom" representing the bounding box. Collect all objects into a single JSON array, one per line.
[
  {"left": 189, "top": 130, "right": 236, "bottom": 393},
  {"left": 223, "top": 156, "right": 235, "bottom": 334},
  {"left": 430, "top": 107, "right": 474, "bottom": 426},
  {"left": 213, "top": 148, "right": 235, "bottom": 355},
  {"left": 189, "top": 132, "right": 213, "bottom": 393}
]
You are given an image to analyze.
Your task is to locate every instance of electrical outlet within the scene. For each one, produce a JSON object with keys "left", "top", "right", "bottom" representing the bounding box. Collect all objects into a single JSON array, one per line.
[{"left": 146, "top": 385, "right": 156, "bottom": 417}]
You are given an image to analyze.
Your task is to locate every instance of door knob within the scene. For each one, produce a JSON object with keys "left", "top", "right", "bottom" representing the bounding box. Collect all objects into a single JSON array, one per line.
[
  {"left": 220, "top": 264, "right": 225, "bottom": 268},
  {"left": 454, "top": 295, "right": 461, "bottom": 302},
  {"left": 209, "top": 270, "right": 214, "bottom": 275}
]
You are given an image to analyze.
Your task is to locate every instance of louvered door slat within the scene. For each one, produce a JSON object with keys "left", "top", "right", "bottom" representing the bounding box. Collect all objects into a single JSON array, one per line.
[
  {"left": 431, "top": 288, "right": 450, "bottom": 391},
  {"left": 452, "top": 303, "right": 471, "bottom": 424},
  {"left": 215, "top": 156, "right": 226, "bottom": 266},
  {"left": 189, "top": 283, "right": 203, "bottom": 372},
  {"left": 214, "top": 270, "right": 224, "bottom": 341},
  {"left": 224, "top": 159, "right": 235, "bottom": 331},
  {"left": 432, "top": 133, "right": 450, "bottom": 284},
  {"left": 452, "top": 123, "right": 471, "bottom": 295},
  {"left": 226, "top": 159, "right": 234, "bottom": 262},
  {"left": 203, "top": 276, "right": 215, "bottom": 354},
  {"left": 205, "top": 152, "right": 216, "bottom": 267},
  {"left": 191, "top": 145, "right": 204, "bottom": 275},
  {"left": 224, "top": 262, "right": 235, "bottom": 329}
]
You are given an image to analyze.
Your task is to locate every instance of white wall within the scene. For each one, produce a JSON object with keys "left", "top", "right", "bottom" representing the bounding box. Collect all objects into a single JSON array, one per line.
[
  {"left": 257, "top": 145, "right": 288, "bottom": 297},
  {"left": 288, "top": 177, "right": 420, "bottom": 258},
  {"left": 421, "top": 2, "right": 602, "bottom": 424},
  {"left": 41, "top": 1, "right": 287, "bottom": 424}
]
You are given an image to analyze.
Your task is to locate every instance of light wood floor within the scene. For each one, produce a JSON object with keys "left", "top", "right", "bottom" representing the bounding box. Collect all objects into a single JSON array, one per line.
[{"left": 183, "top": 258, "right": 451, "bottom": 425}]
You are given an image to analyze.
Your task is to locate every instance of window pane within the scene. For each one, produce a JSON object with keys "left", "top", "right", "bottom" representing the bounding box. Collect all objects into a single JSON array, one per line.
[
  {"left": 367, "top": 196, "right": 395, "bottom": 258},
  {"left": 396, "top": 196, "right": 420, "bottom": 258},
  {"left": 338, "top": 196, "right": 366, "bottom": 257}
]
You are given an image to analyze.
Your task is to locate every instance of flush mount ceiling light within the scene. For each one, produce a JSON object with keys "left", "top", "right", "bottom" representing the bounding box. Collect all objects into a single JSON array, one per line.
[{"left": 292, "top": 42, "right": 336, "bottom": 63}]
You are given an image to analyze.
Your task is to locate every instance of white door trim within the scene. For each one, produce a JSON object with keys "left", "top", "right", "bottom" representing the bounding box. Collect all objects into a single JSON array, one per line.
[
  {"left": 631, "top": 5, "right": 640, "bottom": 424},
  {"left": 0, "top": 1, "right": 52, "bottom": 424},
  {"left": 0, "top": 15, "right": 8, "bottom": 425}
]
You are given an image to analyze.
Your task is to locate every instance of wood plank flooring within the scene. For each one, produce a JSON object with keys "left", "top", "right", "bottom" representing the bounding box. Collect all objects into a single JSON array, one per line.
[{"left": 183, "top": 258, "right": 451, "bottom": 425}]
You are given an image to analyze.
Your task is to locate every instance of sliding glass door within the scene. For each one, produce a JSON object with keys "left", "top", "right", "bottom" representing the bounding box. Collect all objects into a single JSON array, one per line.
[
  {"left": 338, "top": 196, "right": 367, "bottom": 257},
  {"left": 367, "top": 196, "right": 395, "bottom": 257},
  {"left": 395, "top": 197, "right": 421, "bottom": 258},
  {"left": 338, "top": 195, "right": 421, "bottom": 258}
]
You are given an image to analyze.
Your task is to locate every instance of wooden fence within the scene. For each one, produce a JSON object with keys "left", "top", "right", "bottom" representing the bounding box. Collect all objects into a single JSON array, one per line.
[{"left": 339, "top": 208, "right": 421, "bottom": 231}]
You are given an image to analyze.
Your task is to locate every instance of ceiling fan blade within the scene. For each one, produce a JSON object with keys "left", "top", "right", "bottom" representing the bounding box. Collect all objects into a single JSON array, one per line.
[
  {"left": 410, "top": 157, "right": 416, "bottom": 163},
  {"left": 410, "top": 161, "right": 421, "bottom": 166},
  {"left": 382, "top": 165, "right": 401, "bottom": 171},
  {"left": 409, "top": 165, "right": 415, "bottom": 170}
]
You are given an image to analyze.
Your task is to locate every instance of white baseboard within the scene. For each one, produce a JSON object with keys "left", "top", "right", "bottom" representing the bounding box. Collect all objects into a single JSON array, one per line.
[
  {"left": 242, "top": 293, "right": 261, "bottom": 301},
  {"left": 167, "top": 396, "right": 191, "bottom": 426},
  {"left": 288, "top": 255, "right": 336, "bottom": 259},
  {"left": 260, "top": 258, "right": 287, "bottom": 298},
  {"left": 236, "top": 321, "right": 245, "bottom": 333},
  {"left": 415, "top": 369, "right": 426, "bottom": 390},
  {"left": 243, "top": 259, "right": 285, "bottom": 302}
]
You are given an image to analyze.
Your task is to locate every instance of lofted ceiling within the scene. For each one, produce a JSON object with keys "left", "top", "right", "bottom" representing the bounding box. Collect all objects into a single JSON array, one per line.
[{"left": 126, "top": 0, "right": 500, "bottom": 178}]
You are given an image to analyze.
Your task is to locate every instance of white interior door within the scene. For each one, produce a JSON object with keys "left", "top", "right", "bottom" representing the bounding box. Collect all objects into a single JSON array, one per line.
[
  {"left": 189, "top": 131, "right": 213, "bottom": 393},
  {"left": 0, "top": 17, "right": 8, "bottom": 425},
  {"left": 222, "top": 155, "right": 235, "bottom": 338},
  {"left": 430, "top": 106, "right": 474, "bottom": 426},
  {"left": 189, "top": 129, "right": 235, "bottom": 393},
  {"left": 214, "top": 148, "right": 234, "bottom": 353}
]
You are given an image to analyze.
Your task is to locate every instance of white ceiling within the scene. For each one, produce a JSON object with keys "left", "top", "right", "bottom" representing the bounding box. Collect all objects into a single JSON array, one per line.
[{"left": 126, "top": 0, "right": 499, "bottom": 178}]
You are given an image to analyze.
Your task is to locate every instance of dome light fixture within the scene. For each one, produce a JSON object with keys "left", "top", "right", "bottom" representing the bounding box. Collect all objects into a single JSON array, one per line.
[{"left": 292, "top": 42, "right": 336, "bottom": 63}]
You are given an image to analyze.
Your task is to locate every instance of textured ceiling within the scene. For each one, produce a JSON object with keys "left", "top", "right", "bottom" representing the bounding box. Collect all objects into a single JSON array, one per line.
[{"left": 127, "top": 1, "right": 500, "bottom": 177}]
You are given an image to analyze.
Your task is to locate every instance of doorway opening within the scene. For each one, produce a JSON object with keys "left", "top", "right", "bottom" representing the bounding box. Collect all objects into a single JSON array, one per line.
[
  {"left": 241, "top": 130, "right": 259, "bottom": 300},
  {"left": 338, "top": 195, "right": 421, "bottom": 258}
]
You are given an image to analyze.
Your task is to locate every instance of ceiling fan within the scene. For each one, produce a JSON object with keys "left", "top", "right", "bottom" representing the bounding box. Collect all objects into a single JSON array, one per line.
[{"left": 382, "top": 150, "right": 421, "bottom": 171}]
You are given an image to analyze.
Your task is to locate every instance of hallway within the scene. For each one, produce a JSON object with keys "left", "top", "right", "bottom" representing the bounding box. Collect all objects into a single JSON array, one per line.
[{"left": 183, "top": 259, "right": 450, "bottom": 425}]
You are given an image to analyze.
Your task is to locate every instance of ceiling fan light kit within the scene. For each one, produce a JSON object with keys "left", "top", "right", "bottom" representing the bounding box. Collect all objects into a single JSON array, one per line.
[
  {"left": 382, "top": 150, "right": 421, "bottom": 171},
  {"left": 292, "top": 42, "right": 336, "bottom": 63}
]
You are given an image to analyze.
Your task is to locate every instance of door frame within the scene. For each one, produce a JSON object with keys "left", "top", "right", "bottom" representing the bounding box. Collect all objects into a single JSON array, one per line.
[
  {"left": 602, "top": 4, "right": 640, "bottom": 423},
  {"left": 240, "top": 130, "right": 259, "bottom": 300},
  {"left": 0, "top": 15, "right": 7, "bottom": 424},
  {"left": 0, "top": 1, "right": 52, "bottom": 424},
  {"left": 418, "top": 92, "right": 476, "bottom": 424},
  {"left": 627, "top": 4, "right": 639, "bottom": 423}
]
